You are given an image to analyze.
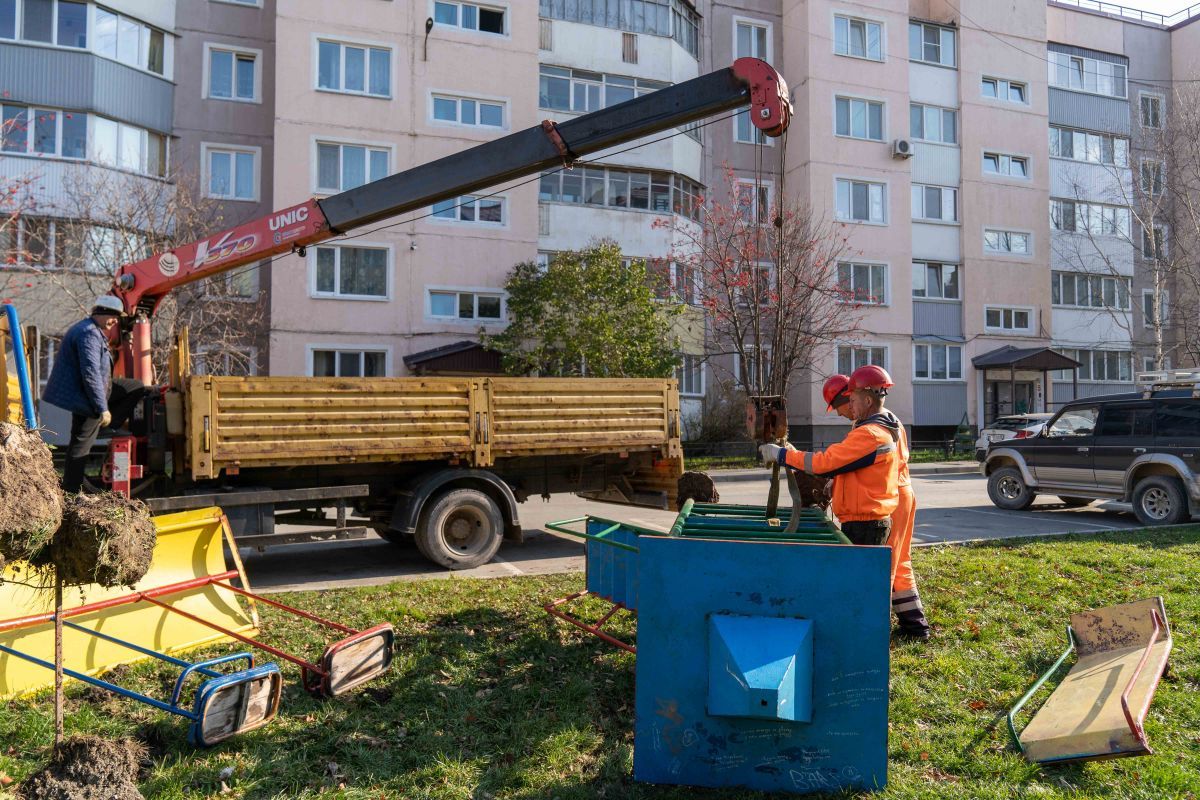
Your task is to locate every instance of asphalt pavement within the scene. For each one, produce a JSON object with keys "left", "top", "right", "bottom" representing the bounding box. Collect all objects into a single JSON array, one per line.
[{"left": 240, "top": 466, "right": 1152, "bottom": 593}]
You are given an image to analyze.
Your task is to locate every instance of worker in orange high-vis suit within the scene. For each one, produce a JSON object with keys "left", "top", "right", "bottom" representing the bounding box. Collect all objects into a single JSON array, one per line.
[{"left": 760, "top": 367, "right": 900, "bottom": 545}]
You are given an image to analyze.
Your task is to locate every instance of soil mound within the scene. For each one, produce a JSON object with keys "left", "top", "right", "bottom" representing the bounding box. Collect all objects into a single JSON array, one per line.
[
  {"left": 0, "top": 422, "right": 64, "bottom": 569},
  {"left": 792, "top": 471, "right": 832, "bottom": 509},
  {"left": 51, "top": 493, "right": 156, "bottom": 587},
  {"left": 677, "top": 471, "right": 719, "bottom": 507},
  {"left": 17, "top": 735, "right": 145, "bottom": 800}
]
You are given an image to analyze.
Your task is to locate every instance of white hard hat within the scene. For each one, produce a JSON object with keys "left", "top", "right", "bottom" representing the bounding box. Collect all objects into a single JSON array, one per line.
[{"left": 92, "top": 295, "right": 126, "bottom": 316}]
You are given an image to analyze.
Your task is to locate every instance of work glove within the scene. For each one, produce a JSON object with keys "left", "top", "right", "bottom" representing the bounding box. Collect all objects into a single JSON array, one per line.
[
  {"left": 759, "top": 443, "right": 785, "bottom": 465},
  {"left": 100, "top": 410, "right": 112, "bottom": 427}
]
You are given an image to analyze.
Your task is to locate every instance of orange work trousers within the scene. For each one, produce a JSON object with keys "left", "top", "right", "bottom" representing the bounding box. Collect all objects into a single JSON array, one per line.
[{"left": 889, "top": 484, "right": 917, "bottom": 593}]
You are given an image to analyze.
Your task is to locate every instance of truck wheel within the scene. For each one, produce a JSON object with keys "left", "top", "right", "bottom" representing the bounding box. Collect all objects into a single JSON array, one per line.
[
  {"left": 416, "top": 488, "right": 504, "bottom": 570},
  {"left": 1058, "top": 496, "right": 1093, "bottom": 508},
  {"left": 987, "top": 466, "right": 1036, "bottom": 510},
  {"left": 1132, "top": 476, "right": 1189, "bottom": 527}
]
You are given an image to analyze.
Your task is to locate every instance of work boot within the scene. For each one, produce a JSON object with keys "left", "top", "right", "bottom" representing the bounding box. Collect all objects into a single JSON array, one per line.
[{"left": 892, "top": 590, "right": 930, "bottom": 641}]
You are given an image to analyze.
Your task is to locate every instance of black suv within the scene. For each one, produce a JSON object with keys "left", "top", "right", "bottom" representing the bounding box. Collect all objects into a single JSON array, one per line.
[{"left": 981, "top": 377, "right": 1200, "bottom": 526}]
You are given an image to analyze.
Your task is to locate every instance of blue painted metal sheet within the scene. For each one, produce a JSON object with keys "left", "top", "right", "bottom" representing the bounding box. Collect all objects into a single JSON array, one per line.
[
  {"left": 634, "top": 535, "right": 890, "bottom": 794},
  {"left": 585, "top": 518, "right": 639, "bottom": 611}
]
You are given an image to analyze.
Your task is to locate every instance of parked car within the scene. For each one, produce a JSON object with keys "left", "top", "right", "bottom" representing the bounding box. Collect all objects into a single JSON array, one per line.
[
  {"left": 974, "top": 413, "right": 1054, "bottom": 460},
  {"left": 981, "top": 372, "right": 1200, "bottom": 526}
]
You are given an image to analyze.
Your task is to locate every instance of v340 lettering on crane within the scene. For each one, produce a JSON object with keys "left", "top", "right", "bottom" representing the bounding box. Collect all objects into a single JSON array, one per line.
[{"left": 191, "top": 231, "right": 258, "bottom": 271}]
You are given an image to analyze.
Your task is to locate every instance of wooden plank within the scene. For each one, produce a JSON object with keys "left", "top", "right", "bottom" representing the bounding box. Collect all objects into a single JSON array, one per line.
[
  {"left": 491, "top": 406, "right": 665, "bottom": 419},
  {"left": 217, "top": 396, "right": 470, "bottom": 410},
  {"left": 216, "top": 421, "right": 471, "bottom": 436},
  {"left": 327, "top": 633, "right": 392, "bottom": 695},
  {"left": 495, "top": 418, "right": 666, "bottom": 433}
]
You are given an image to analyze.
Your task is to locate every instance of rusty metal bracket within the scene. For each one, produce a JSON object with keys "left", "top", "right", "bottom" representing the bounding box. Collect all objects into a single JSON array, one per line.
[{"left": 541, "top": 120, "right": 578, "bottom": 168}]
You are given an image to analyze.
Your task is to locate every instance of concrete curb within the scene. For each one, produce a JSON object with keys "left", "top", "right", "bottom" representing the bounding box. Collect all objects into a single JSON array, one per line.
[{"left": 708, "top": 463, "right": 981, "bottom": 483}]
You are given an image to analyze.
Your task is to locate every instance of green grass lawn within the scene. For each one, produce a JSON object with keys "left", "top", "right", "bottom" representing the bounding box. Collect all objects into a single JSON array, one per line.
[{"left": 1, "top": 528, "right": 1198, "bottom": 799}]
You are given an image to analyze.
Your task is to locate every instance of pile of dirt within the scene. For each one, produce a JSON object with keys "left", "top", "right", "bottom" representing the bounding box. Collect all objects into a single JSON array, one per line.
[
  {"left": 50, "top": 493, "right": 156, "bottom": 588},
  {"left": 677, "top": 471, "right": 719, "bottom": 507},
  {"left": 0, "top": 422, "right": 64, "bottom": 570},
  {"left": 16, "top": 735, "right": 145, "bottom": 800},
  {"left": 791, "top": 471, "right": 833, "bottom": 510}
]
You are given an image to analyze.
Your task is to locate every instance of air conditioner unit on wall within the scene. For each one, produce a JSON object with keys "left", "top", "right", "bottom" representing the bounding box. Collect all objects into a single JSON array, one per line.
[{"left": 892, "top": 138, "right": 915, "bottom": 159}]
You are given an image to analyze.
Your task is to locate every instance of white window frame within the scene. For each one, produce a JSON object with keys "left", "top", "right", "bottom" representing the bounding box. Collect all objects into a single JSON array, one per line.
[
  {"left": 1139, "top": 92, "right": 1164, "bottom": 129},
  {"left": 202, "top": 42, "right": 262, "bottom": 103},
  {"left": 733, "top": 344, "right": 774, "bottom": 389},
  {"left": 731, "top": 18, "right": 774, "bottom": 149},
  {"left": 314, "top": 36, "right": 393, "bottom": 98},
  {"left": 1049, "top": 126, "right": 1129, "bottom": 167},
  {"left": 909, "top": 103, "right": 957, "bottom": 145},
  {"left": 1139, "top": 159, "right": 1164, "bottom": 196},
  {"left": 310, "top": 242, "right": 393, "bottom": 302},
  {"left": 431, "top": 0, "right": 509, "bottom": 37},
  {"left": 0, "top": 103, "right": 88, "bottom": 160},
  {"left": 981, "top": 76, "right": 1028, "bottom": 105},
  {"left": 1141, "top": 223, "right": 1168, "bottom": 261},
  {"left": 982, "top": 151, "right": 1030, "bottom": 180},
  {"left": 913, "top": 343, "right": 964, "bottom": 381},
  {"left": 1047, "top": 52, "right": 1127, "bottom": 99},
  {"left": 836, "top": 343, "right": 889, "bottom": 376},
  {"left": 835, "top": 177, "right": 887, "bottom": 225},
  {"left": 1143, "top": 355, "right": 1171, "bottom": 372},
  {"left": 735, "top": 179, "right": 773, "bottom": 225},
  {"left": 429, "top": 92, "right": 508, "bottom": 129},
  {"left": 430, "top": 194, "right": 508, "bottom": 227},
  {"left": 834, "top": 94, "right": 886, "bottom": 142},
  {"left": 1142, "top": 289, "right": 1169, "bottom": 328},
  {"left": 306, "top": 344, "right": 392, "bottom": 378},
  {"left": 832, "top": 13, "right": 884, "bottom": 62},
  {"left": 983, "top": 228, "right": 1032, "bottom": 256},
  {"left": 1050, "top": 199, "right": 1131, "bottom": 238},
  {"left": 983, "top": 305, "right": 1035, "bottom": 334},
  {"left": 911, "top": 260, "right": 960, "bottom": 300},
  {"left": 836, "top": 261, "right": 889, "bottom": 306},
  {"left": 312, "top": 137, "right": 393, "bottom": 194},
  {"left": 425, "top": 285, "right": 507, "bottom": 323},
  {"left": 908, "top": 21, "right": 955, "bottom": 67},
  {"left": 200, "top": 142, "right": 260, "bottom": 202},
  {"left": 1050, "top": 271, "right": 1131, "bottom": 310},
  {"left": 911, "top": 183, "right": 958, "bottom": 223},
  {"left": 676, "top": 353, "right": 705, "bottom": 397}
]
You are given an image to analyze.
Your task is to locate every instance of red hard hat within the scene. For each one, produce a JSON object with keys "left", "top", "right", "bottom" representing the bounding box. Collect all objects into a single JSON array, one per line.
[
  {"left": 822, "top": 374, "right": 851, "bottom": 410},
  {"left": 848, "top": 364, "right": 894, "bottom": 395}
]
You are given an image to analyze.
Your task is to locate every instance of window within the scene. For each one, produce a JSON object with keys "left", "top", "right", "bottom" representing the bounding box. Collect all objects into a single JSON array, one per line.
[
  {"left": 834, "top": 15, "right": 881, "bottom": 60},
  {"left": 1047, "top": 405, "right": 1099, "bottom": 435},
  {"left": 914, "top": 343, "right": 963, "bottom": 381},
  {"left": 911, "top": 184, "right": 957, "bottom": 222},
  {"left": 0, "top": 104, "right": 86, "bottom": 159},
  {"left": 835, "top": 96, "right": 884, "bottom": 141},
  {"left": 1140, "top": 93, "right": 1163, "bottom": 129},
  {"left": 0, "top": 0, "right": 11, "bottom": 39},
  {"left": 90, "top": 116, "right": 168, "bottom": 177},
  {"left": 317, "top": 40, "right": 390, "bottom": 97},
  {"left": 676, "top": 353, "right": 704, "bottom": 396},
  {"left": 1060, "top": 351, "right": 1130, "bottom": 382},
  {"left": 428, "top": 288, "right": 504, "bottom": 320},
  {"left": 538, "top": 0, "right": 699, "bottom": 58},
  {"left": 909, "top": 21, "right": 955, "bottom": 67},
  {"left": 205, "top": 268, "right": 258, "bottom": 300},
  {"left": 1141, "top": 224, "right": 1167, "bottom": 261},
  {"left": 538, "top": 167, "right": 702, "bottom": 221},
  {"left": 837, "top": 262, "right": 887, "bottom": 305},
  {"left": 432, "top": 195, "right": 506, "bottom": 225},
  {"left": 1048, "top": 51, "right": 1126, "bottom": 98},
  {"left": 1143, "top": 356, "right": 1170, "bottom": 372},
  {"left": 94, "top": 7, "right": 165, "bottom": 73},
  {"left": 735, "top": 20, "right": 768, "bottom": 60},
  {"left": 1050, "top": 271, "right": 1131, "bottom": 310},
  {"left": 192, "top": 347, "right": 258, "bottom": 378},
  {"left": 538, "top": 65, "right": 667, "bottom": 113},
  {"left": 835, "top": 178, "right": 886, "bottom": 223},
  {"left": 983, "top": 152, "right": 1028, "bottom": 178},
  {"left": 909, "top": 103, "right": 956, "bottom": 144},
  {"left": 1142, "top": 289, "right": 1168, "bottom": 328},
  {"left": 981, "top": 76, "right": 1026, "bottom": 103},
  {"left": 314, "top": 245, "right": 389, "bottom": 299},
  {"left": 622, "top": 31, "right": 637, "bottom": 62},
  {"left": 672, "top": 0, "right": 700, "bottom": 56},
  {"left": 434, "top": 1, "right": 505, "bottom": 34},
  {"left": 984, "top": 229, "right": 1030, "bottom": 255},
  {"left": 837, "top": 345, "right": 888, "bottom": 376},
  {"left": 1139, "top": 160, "right": 1164, "bottom": 196},
  {"left": 207, "top": 45, "right": 259, "bottom": 102},
  {"left": 911, "top": 261, "right": 959, "bottom": 299},
  {"left": 432, "top": 94, "right": 505, "bottom": 128},
  {"left": 1048, "top": 126, "right": 1129, "bottom": 167},
  {"left": 1050, "top": 199, "right": 1130, "bottom": 237},
  {"left": 316, "top": 142, "right": 389, "bottom": 192},
  {"left": 984, "top": 306, "right": 1033, "bottom": 333},
  {"left": 311, "top": 348, "right": 386, "bottom": 377},
  {"left": 1, "top": 215, "right": 86, "bottom": 269},
  {"left": 1155, "top": 401, "right": 1200, "bottom": 440},
  {"left": 735, "top": 180, "right": 771, "bottom": 225},
  {"left": 204, "top": 145, "right": 257, "bottom": 201}
]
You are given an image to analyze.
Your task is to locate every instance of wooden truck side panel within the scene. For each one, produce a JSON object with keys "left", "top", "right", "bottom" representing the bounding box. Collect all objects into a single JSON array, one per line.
[{"left": 186, "top": 376, "right": 682, "bottom": 481}]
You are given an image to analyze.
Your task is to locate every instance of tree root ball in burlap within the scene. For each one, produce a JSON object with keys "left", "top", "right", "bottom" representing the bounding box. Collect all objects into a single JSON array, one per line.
[
  {"left": 51, "top": 493, "right": 156, "bottom": 588},
  {"left": 17, "top": 735, "right": 146, "bottom": 800},
  {"left": 0, "top": 422, "right": 64, "bottom": 569},
  {"left": 677, "top": 471, "right": 719, "bottom": 508}
]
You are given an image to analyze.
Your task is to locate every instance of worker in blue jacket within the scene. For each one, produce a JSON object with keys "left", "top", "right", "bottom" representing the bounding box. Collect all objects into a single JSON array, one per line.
[{"left": 43, "top": 296, "right": 147, "bottom": 492}]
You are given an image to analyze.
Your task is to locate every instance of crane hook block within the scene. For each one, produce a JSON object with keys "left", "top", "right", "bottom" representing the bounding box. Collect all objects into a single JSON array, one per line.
[{"left": 730, "top": 57, "right": 792, "bottom": 138}]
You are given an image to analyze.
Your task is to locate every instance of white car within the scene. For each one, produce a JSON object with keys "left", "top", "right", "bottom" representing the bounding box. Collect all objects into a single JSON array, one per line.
[{"left": 974, "top": 413, "right": 1054, "bottom": 461}]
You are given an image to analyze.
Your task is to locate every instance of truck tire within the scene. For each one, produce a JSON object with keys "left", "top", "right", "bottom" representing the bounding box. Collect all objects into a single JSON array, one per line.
[
  {"left": 415, "top": 488, "right": 504, "bottom": 570},
  {"left": 1057, "top": 496, "right": 1093, "bottom": 508},
  {"left": 987, "top": 466, "right": 1036, "bottom": 510},
  {"left": 1132, "top": 476, "right": 1189, "bottom": 527}
]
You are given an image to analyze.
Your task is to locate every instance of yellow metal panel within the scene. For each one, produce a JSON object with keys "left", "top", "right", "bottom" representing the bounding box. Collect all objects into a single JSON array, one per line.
[{"left": 0, "top": 508, "right": 256, "bottom": 699}]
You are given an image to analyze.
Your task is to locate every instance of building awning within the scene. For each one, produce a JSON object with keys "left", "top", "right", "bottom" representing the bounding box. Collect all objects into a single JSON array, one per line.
[
  {"left": 403, "top": 341, "right": 504, "bottom": 375},
  {"left": 971, "top": 345, "right": 1081, "bottom": 372}
]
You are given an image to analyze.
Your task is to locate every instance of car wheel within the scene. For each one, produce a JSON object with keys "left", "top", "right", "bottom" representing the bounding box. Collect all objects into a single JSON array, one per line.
[
  {"left": 415, "top": 488, "right": 504, "bottom": 569},
  {"left": 987, "top": 466, "right": 1036, "bottom": 510},
  {"left": 1132, "top": 476, "right": 1189, "bottom": 527},
  {"left": 1057, "top": 496, "right": 1093, "bottom": 508}
]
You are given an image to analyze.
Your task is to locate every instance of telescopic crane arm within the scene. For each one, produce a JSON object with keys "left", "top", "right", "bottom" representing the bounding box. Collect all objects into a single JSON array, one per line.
[{"left": 111, "top": 58, "right": 790, "bottom": 381}]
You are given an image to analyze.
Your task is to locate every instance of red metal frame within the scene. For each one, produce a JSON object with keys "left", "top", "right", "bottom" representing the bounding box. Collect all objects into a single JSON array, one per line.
[
  {"left": 544, "top": 590, "right": 636, "bottom": 654},
  {"left": 1121, "top": 608, "right": 1164, "bottom": 749}
]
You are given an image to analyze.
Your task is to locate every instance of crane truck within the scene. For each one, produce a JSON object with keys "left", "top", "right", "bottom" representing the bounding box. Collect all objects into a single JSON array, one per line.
[{"left": 50, "top": 58, "right": 791, "bottom": 569}]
